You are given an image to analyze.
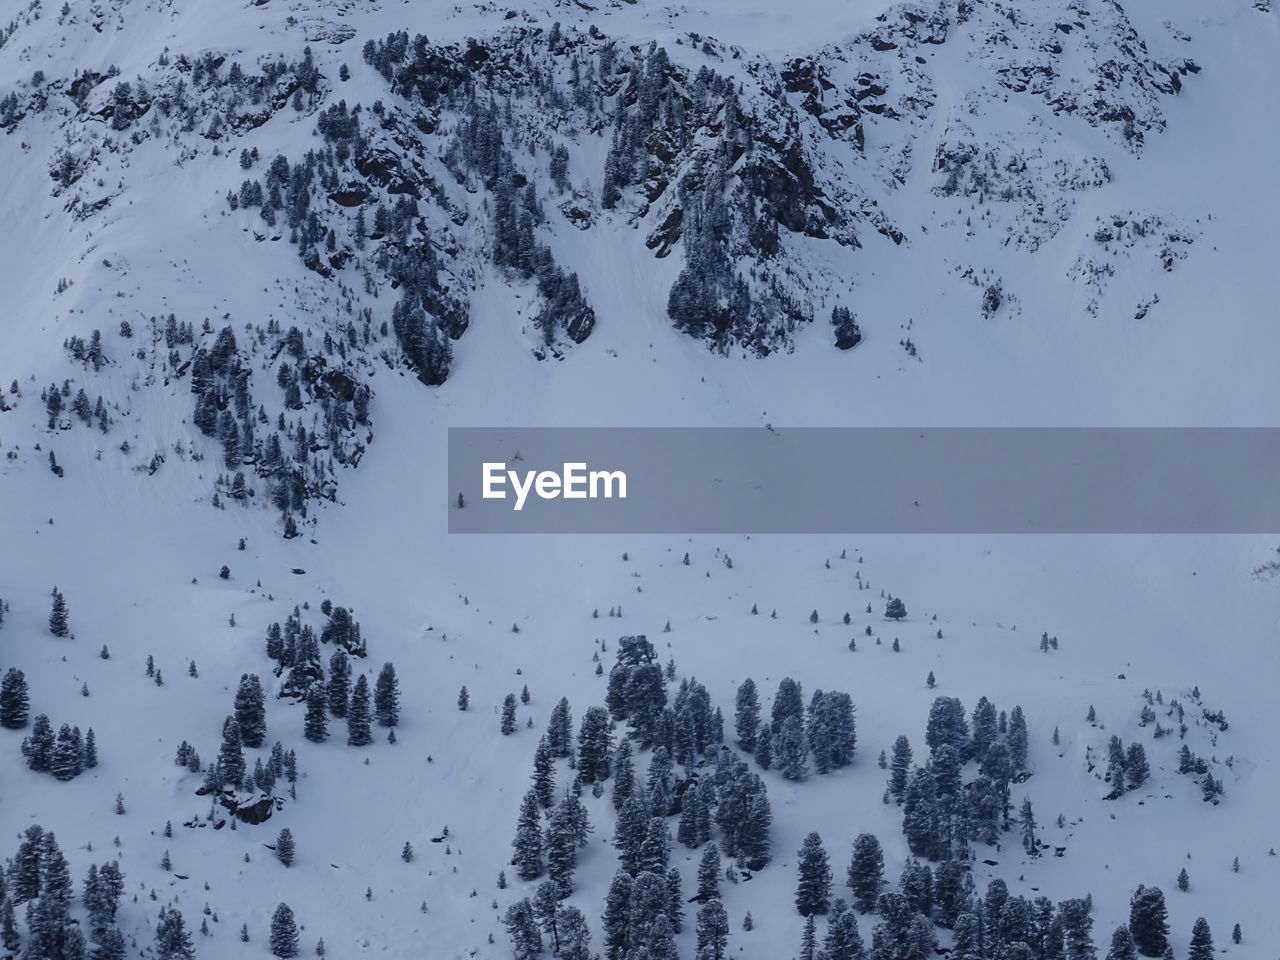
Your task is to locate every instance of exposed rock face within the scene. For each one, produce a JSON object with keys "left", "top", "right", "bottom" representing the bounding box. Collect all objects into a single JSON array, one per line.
[{"left": 3, "top": 0, "right": 1201, "bottom": 374}]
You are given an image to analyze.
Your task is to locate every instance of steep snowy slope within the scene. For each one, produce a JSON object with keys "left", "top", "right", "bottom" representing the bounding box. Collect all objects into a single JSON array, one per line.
[{"left": 0, "top": 0, "right": 1278, "bottom": 958}]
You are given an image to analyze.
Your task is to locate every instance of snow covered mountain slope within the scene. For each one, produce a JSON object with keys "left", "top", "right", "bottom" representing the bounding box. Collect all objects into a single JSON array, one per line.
[{"left": 0, "top": 0, "right": 1278, "bottom": 958}]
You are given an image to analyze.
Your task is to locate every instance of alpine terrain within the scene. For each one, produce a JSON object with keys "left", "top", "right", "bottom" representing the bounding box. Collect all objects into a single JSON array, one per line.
[{"left": 0, "top": 0, "right": 1277, "bottom": 957}]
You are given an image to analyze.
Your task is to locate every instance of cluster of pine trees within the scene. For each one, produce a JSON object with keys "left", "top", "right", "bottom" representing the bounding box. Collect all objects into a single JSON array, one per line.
[
  {"left": 21, "top": 714, "right": 98, "bottom": 781},
  {"left": 2, "top": 826, "right": 127, "bottom": 959},
  {"left": 508, "top": 640, "right": 776, "bottom": 960},
  {"left": 734, "top": 676, "right": 856, "bottom": 781}
]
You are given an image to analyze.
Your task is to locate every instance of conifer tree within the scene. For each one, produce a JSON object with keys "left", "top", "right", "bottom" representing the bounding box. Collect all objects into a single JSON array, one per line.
[
  {"left": 235, "top": 673, "right": 268, "bottom": 748},
  {"left": 889, "top": 735, "right": 912, "bottom": 801},
  {"left": 276, "top": 828, "right": 295, "bottom": 867},
  {"left": 601, "top": 871, "right": 632, "bottom": 960},
  {"left": 374, "top": 662, "right": 400, "bottom": 727},
  {"left": 556, "top": 905, "right": 592, "bottom": 960},
  {"left": 799, "top": 913, "right": 817, "bottom": 960},
  {"left": 269, "top": 903, "right": 300, "bottom": 958},
  {"left": 0, "top": 668, "right": 30, "bottom": 729},
  {"left": 821, "top": 899, "right": 862, "bottom": 960},
  {"left": 532, "top": 737, "right": 556, "bottom": 809},
  {"left": 777, "top": 715, "right": 809, "bottom": 781},
  {"left": 155, "top": 906, "right": 196, "bottom": 959},
  {"left": 1021, "top": 797, "right": 1038, "bottom": 854},
  {"left": 795, "top": 832, "right": 832, "bottom": 916},
  {"left": 1106, "top": 925, "right": 1138, "bottom": 960},
  {"left": 576, "top": 706, "right": 613, "bottom": 783},
  {"left": 505, "top": 898, "right": 543, "bottom": 960},
  {"left": 677, "top": 788, "right": 703, "bottom": 849},
  {"left": 304, "top": 685, "right": 328, "bottom": 742},
  {"left": 695, "top": 899, "right": 729, "bottom": 960},
  {"left": 545, "top": 797, "right": 582, "bottom": 894},
  {"left": 327, "top": 650, "right": 350, "bottom": 718},
  {"left": 49, "top": 588, "right": 69, "bottom": 637},
  {"left": 1186, "top": 918, "right": 1213, "bottom": 960},
  {"left": 697, "top": 842, "right": 721, "bottom": 900},
  {"left": 754, "top": 724, "right": 773, "bottom": 770},
  {"left": 347, "top": 675, "right": 373, "bottom": 746},
  {"left": 771, "top": 678, "right": 804, "bottom": 734},
  {"left": 902, "top": 768, "right": 941, "bottom": 860},
  {"left": 1128, "top": 885, "right": 1169, "bottom": 957},
  {"left": 1126, "top": 743, "right": 1150, "bottom": 790},
  {"left": 218, "top": 716, "right": 246, "bottom": 786},
  {"left": 513, "top": 789, "right": 545, "bottom": 881},
  {"left": 848, "top": 833, "right": 885, "bottom": 913},
  {"left": 458, "top": 685, "right": 470, "bottom": 711},
  {"left": 1007, "top": 705, "right": 1029, "bottom": 772},
  {"left": 499, "top": 692, "right": 518, "bottom": 734},
  {"left": 735, "top": 679, "right": 760, "bottom": 752},
  {"left": 547, "top": 698, "right": 573, "bottom": 758},
  {"left": 612, "top": 739, "right": 635, "bottom": 811}
]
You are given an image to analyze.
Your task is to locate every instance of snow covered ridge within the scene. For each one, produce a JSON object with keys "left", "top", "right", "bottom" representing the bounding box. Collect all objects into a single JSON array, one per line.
[
  {"left": 0, "top": 0, "right": 1201, "bottom": 367},
  {"left": 0, "top": 0, "right": 1205, "bottom": 526}
]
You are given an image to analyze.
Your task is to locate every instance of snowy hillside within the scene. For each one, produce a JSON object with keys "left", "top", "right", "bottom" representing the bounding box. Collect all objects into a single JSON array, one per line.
[{"left": 0, "top": 0, "right": 1278, "bottom": 959}]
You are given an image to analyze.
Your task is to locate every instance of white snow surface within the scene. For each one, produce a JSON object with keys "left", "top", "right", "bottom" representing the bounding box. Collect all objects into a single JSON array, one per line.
[{"left": 0, "top": 0, "right": 1278, "bottom": 957}]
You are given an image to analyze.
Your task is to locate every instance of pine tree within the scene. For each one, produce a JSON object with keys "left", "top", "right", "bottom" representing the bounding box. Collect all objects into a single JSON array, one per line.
[
  {"left": 601, "top": 871, "right": 632, "bottom": 960},
  {"left": 902, "top": 767, "right": 940, "bottom": 860},
  {"left": 1106, "top": 925, "right": 1138, "bottom": 960},
  {"left": 777, "top": 715, "right": 808, "bottom": 781},
  {"left": 1020, "top": 797, "right": 1037, "bottom": 854},
  {"left": 612, "top": 738, "right": 636, "bottom": 812},
  {"left": 1126, "top": 743, "right": 1150, "bottom": 790},
  {"left": 51, "top": 723, "right": 82, "bottom": 780},
  {"left": 848, "top": 832, "right": 885, "bottom": 912},
  {"left": 576, "top": 706, "right": 613, "bottom": 783},
  {"left": 48, "top": 588, "right": 69, "bottom": 636},
  {"left": 347, "top": 675, "right": 373, "bottom": 746},
  {"left": 304, "top": 685, "right": 328, "bottom": 742},
  {"left": 402, "top": 841, "right": 414, "bottom": 863},
  {"left": 94, "top": 926, "right": 126, "bottom": 960},
  {"left": 218, "top": 716, "right": 246, "bottom": 786},
  {"left": 458, "top": 686, "right": 470, "bottom": 711},
  {"left": 235, "top": 673, "right": 268, "bottom": 748},
  {"left": 1186, "top": 918, "right": 1213, "bottom": 960},
  {"left": 695, "top": 899, "right": 729, "bottom": 960},
  {"left": 1007, "top": 705, "right": 1029, "bottom": 772},
  {"left": 505, "top": 898, "right": 543, "bottom": 960},
  {"left": 269, "top": 903, "right": 301, "bottom": 958},
  {"left": 545, "top": 800, "right": 580, "bottom": 894},
  {"left": 155, "top": 906, "right": 196, "bottom": 959},
  {"left": 795, "top": 832, "right": 832, "bottom": 916},
  {"left": 276, "top": 828, "right": 295, "bottom": 866},
  {"left": 502, "top": 693, "right": 518, "bottom": 735},
  {"left": 889, "top": 735, "right": 912, "bottom": 801},
  {"left": 327, "top": 650, "right": 350, "bottom": 718},
  {"left": 733, "top": 678, "right": 760, "bottom": 754},
  {"left": 697, "top": 842, "right": 721, "bottom": 900},
  {"left": 799, "top": 913, "right": 817, "bottom": 960},
  {"left": 1176, "top": 867, "right": 1189, "bottom": 892},
  {"left": 0, "top": 668, "right": 30, "bottom": 728},
  {"left": 754, "top": 724, "right": 773, "bottom": 770},
  {"left": 824, "top": 899, "right": 864, "bottom": 960},
  {"left": 547, "top": 698, "right": 573, "bottom": 758},
  {"left": 513, "top": 789, "right": 545, "bottom": 880},
  {"left": 532, "top": 737, "right": 556, "bottom": 809},
  {"left": 373, "top": 662, "right": 400, "bottom": 727},
  {"left": 556, "top": 904, "right": 592, "bottom": 960},
  {"left": 1128, "top": 885, "right": 1170, "bottom": 957}
]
